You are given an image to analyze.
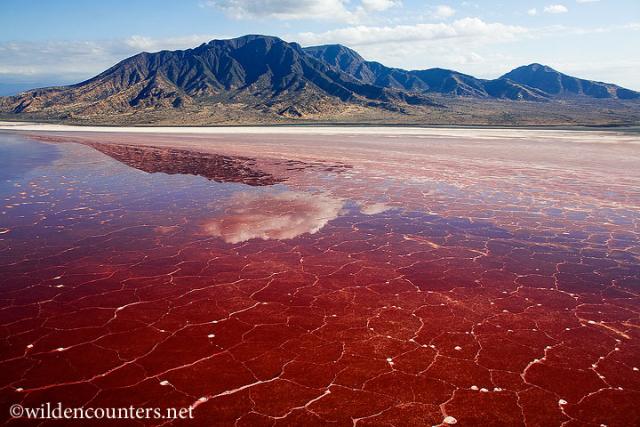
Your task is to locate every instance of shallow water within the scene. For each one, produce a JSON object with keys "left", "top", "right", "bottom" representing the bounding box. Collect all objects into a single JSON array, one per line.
[
  {"left": 0, "top": 135, "right": 60, "bottom": 182},
  {"left": 0, "top": 131, "right": 639, "bottom": 426}
]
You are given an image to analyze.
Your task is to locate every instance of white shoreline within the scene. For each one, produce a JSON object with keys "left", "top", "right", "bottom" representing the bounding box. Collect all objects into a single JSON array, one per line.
[{"left": 0, "top": 121, "right": 637, "bottom": 143}]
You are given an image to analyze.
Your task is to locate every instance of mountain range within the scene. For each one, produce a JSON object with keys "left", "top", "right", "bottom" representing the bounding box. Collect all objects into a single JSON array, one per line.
[
  {"left": 304, "top": 44, "right": 638, "bottom": 102},
  {"left": 1, "top": 34, "right": 638, "bottom": 126}
]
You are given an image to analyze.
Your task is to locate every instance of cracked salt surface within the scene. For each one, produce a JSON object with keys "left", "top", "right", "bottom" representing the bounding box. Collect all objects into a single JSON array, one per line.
[{"left": 1, "top": 130, "right": 639, "bottom": 426}]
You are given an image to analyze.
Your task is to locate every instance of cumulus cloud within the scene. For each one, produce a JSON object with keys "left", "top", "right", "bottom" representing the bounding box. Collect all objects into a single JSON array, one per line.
[
  {"left": 544, "top": 4, "right": 569, "bottom": 14},
  {"left": 203, "top": 0, "right": 371, "bottom": 22},
  {"left": 298, "top": 18, "right": 528, "bottom": 46},
  {"left": 204, "top": 191, "right": 344, "bottom": 243},
  {"left": 124, "top": 34, "right": 219, "bottom": 52},
  {"left": 360, "top": 0, "right": 401, "bottom": 12},
  {"left": 431, "top": 5, "right": 456, "bottom": 19},
  {"left": 527, "top": 8, "right": 538, "bottom": 16},
  {"left": 201, "top": 0, "right": 403, "bottom": 23}
]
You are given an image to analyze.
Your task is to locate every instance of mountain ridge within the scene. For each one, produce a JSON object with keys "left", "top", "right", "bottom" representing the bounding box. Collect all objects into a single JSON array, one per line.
[
  {"left": 303, "top": 44, "right": 637, "bottom": 102},
  {"left": 500, "top": 63, "right": 639, "bottom": 100},
  {"left": 1, "top": 34, "right": 638, "bottom": 126}
]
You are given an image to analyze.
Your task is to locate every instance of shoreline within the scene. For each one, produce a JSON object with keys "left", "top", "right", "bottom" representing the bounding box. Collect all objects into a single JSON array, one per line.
[
  {"left": 0, "top": 119, "right": 638, "bottom": 132},
  {"left": 1, "top": 121, "right": 639, "bottom": 143}
]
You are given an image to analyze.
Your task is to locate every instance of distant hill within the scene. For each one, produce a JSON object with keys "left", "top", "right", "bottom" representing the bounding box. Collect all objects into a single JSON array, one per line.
[
  {"left": 1, "top": 35, "right": 638, "bottom": 126},
  {"left": 501, "top": 63, "right": 639, "bottom": 100}
]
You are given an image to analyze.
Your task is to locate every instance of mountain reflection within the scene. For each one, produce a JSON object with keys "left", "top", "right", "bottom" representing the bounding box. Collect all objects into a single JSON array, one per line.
[
  {"left": 204, "top": 191, "right": 344, "bottom": 243},
  {"left": 86, "top": 143, "right": 284, "bottom": 186}
]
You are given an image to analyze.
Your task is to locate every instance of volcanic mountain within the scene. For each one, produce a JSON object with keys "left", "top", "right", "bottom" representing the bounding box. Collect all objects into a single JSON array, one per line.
[
  {"left": 0, "top": 35, "right": 435, "bottom": 122},
  {"left": 501, "top": 63, "right": 639, "bottom": 100},
  {"left": 0, "top": 35, "right": 638, "bottom": 125},
  {"left": 304, "top": 44, "right": 639, "bottom": 102},
  {"left": 304, "top": 44, "right": 542, "bottom": 100}
]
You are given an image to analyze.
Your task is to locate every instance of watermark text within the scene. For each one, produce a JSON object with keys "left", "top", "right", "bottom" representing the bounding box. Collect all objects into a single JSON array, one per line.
[{"left": 10, "top": 402, "right": 194, "bottom": 420}]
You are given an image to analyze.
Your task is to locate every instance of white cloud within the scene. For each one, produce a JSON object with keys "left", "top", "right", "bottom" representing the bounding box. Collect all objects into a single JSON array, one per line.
[
  {"left": 527, "top": 8, "right": 538, "bottom": 16},
  {"left": 544, "top": 4, "right": 569, "bottom": 14},
  {"left": 360, "top": 0, "right": 401, "bottom": 12},
  {"left": 432, "top": 5, "right": 456, "bottom": 19},
  {"left": 298, "top": 18, "right": 527, "bottom": 47},
  {"left": 202, "top": 0, "right": 358, "bottom": 22},
  {"left": 124, "top": 35, "right": 219, "bottom": 51},
  {"left": 201, "top": 0, "right": 404, "bottom": 23}
]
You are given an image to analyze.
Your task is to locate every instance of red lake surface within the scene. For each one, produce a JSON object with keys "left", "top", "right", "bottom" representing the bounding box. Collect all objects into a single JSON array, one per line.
[{"left": 0, "top": 128, "right": 639, "bottom": 426}]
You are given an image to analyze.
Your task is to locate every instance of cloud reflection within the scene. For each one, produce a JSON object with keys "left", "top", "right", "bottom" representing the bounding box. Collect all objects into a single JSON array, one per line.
[
  {"left": 204, "top": 191, "right": 344, "bottom": 243},
  {"left": 359, "top": 202, "right": 391, "bottom": 215}
]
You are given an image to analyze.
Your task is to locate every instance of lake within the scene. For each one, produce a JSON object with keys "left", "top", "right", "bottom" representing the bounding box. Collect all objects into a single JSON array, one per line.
[{"left": 1, "top": 127, "right": 639, "bottom": 426}]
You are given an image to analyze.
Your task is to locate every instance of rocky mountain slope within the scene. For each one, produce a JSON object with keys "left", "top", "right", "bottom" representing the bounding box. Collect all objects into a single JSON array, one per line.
[
  {"left": 1, "top": 35, "right": 638, "bottom": 125},
  {"left": 501, "top": 63, "right": 639, "bottom": 100},
  {"left": 304, "top": 44, "right": 638, "bottom": 102}
]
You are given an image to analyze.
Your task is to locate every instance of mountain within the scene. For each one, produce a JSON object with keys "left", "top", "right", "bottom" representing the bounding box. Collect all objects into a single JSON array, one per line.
[
  {"left": 502, "top": 63, "right": 640, "bottom": 100},
  {"left": 303, "top": 44, "right": 636, "bottom": 102},
  {"left": 1, "top": 35, "right": 638, "bottom": 125},
  {"left": 0, "top": 35, "right": 436, "bottom": 122},
  {"left": 304, "top": 44, "right": 485, "bottom": 96}
]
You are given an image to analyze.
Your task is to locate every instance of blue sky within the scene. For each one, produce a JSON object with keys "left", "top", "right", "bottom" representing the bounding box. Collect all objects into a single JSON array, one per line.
[{"left": 1, "top": 0, "right": 639, "bottom": 94}]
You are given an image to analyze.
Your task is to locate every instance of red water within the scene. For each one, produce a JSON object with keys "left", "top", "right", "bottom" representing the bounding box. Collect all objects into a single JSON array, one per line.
[{"left": 1, "top": 130, "right": 639, "bottom": 426}]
